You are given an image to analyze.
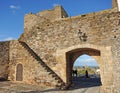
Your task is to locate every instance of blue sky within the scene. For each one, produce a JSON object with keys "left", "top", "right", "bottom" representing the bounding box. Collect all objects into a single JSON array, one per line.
[
  {"left": 0, "top": 0, "right": 112, "bottom": 41},
  {"left": 74, "top": 54, "right": 99, "bottom": 67},
  {"left": 0, "top": 0, "right": 112, "bottom": 66}
]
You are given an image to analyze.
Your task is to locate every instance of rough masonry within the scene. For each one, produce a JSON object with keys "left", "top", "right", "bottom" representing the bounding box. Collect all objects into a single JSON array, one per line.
[{"left": 0, "top": 0, "right": 120, "bottom": 93}]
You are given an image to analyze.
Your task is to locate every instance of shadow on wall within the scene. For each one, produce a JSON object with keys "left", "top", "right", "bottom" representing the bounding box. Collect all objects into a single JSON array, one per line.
[{"left": 0, "top": 74, "right": 9, "bottom": 81}]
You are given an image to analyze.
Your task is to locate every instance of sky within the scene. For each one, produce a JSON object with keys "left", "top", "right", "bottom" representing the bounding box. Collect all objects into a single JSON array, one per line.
[
  {"left": 0, "top": 0, "right": 112, "bottom": 66},
  {"left": 0, "top": 0, "right": 112, "bottom": 41},
  {"left": 74, "top": 54, "right": 99, "bottom": 67}
]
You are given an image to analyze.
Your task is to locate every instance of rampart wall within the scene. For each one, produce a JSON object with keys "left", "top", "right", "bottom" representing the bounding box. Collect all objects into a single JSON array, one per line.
[
  {"left": 0, "top": 0, "right": 120, "bottom": 92},
  {"left": 19, "top": 8, "right": 120, "bottom": 92},
  {"left": 9, "top": 40, "right": 60, "bottom": 87},
  {"left": 0, "top": 41, "right": 9, "bottom": 80}
]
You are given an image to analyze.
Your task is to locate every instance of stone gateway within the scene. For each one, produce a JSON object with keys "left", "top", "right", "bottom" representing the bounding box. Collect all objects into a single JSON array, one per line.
[{"left": 0, "top": 0, "right": 120, "bottom": 93}]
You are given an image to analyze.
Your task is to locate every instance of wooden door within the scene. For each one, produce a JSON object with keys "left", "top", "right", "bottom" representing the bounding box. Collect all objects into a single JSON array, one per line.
[{"left": 16, "top": 64, "right": 23, "bottom": 81}]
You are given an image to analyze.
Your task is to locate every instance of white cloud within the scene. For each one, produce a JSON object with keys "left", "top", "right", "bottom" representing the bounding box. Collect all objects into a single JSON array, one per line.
[
  {"left": 74, "top": 54, "right": 98, "bottom": 66},
  {"left": 53, "top": 3, "right": 60, "bottom": 7},
  {"left": 76, "top": 58, "right": 95, "bottom": 63},
  {"left": 4, "top": 37, "right": 14, "bottom": 41},
  {"left": 10, "top": 5, "right": 20, "bottom": 9},
  {"left": 85, "top": 58, "right": 95, "bottom": 62},
  {"left": 0, "top": 37, "right": 15, "bottom": 41},
  {"left": 9, "top": 5, "right": 20, "bottom": 14},
  {"left": 74, "top": 58, "right": 98, "bottom": 66}
]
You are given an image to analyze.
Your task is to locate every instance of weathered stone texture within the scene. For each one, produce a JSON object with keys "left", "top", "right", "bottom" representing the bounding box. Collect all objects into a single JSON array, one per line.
[
  {"left": 9, "top": 40, "right": 60, "bottom": 87},
  {"left": 0, "top": 41, "right": 9, "bottom": 80},
  {"left": 112, "top": 36, "right": 120, "bottom": 93},
  {"left": 37, "top": 6, "right": 68, "bottom": 20},
  {"left": 24, "top": 6, "right": 68, "bottom": 33},
  {"left": 19, "top": 7, "right": 120, "bottom": 93},
  {"left": 0, "top": 1, "right": 120, "bottom": 93}
]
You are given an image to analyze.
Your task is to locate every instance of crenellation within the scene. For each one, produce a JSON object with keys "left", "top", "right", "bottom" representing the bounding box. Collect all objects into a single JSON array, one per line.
[
  {"left": 24, "top": 13, "right": 38, "bottom": 33},
  {"left": 112, "top": 0, "right": 119, "bottom": 10},
  {"left": 37, "top": 6, "right": 68, "bottom": 21}
]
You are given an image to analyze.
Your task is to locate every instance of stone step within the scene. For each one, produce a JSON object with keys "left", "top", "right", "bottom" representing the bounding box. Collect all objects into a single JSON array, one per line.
[{"left": 19, "top": 41, "right": 65, "bottom": 89}]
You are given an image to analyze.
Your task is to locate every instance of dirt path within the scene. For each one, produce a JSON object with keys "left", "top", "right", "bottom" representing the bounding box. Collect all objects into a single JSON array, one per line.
[
  {"left": 0, "top": 77, "right": 104, "bottom": 93},
  {"left": 41, "top": 86, "right": 104, "bottom": 93},
  {"left": 0, "top": 81, "right": 46, "bottom": 93},
  {"left": 41, "top": 77, "right": 104, "bottom": 93}
]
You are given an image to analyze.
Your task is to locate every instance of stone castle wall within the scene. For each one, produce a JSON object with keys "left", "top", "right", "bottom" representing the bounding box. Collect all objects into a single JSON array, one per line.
[
  {"left": 38, "top": 6, "right": 68, "bottom": 20},
  {"left": 112, "top": 36, "right": 120, "bottom": 93},
  {"left": 0, "top": 41, "right": 10, "bottom": 80},
  {"left": 0, "top": 0, "right": 120, "bottom": 92},
  {"left": 20, "top": 10, "right": 120, "bottom": 68},
  {"left": 9, "top": 40, "right": 60, "bottom": 87},
  {"left": 19, "top": 7, "right": 120, "bottom": 92},
  {"left": 24, "top": 6, "right": 68, "bottom": 33}
]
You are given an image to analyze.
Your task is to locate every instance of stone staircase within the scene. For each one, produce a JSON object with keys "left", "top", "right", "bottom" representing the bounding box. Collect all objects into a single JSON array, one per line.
[{"left": 18, "top": 41, "right": 68, "bottom": 89}]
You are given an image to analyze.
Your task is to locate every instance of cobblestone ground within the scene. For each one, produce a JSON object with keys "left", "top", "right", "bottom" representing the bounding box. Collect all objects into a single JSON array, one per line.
[{"left": 0, "top": 77, "right": 104, "bottom": 93}]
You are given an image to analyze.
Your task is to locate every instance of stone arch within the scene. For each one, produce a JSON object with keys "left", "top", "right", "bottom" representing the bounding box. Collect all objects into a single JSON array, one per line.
[
  {"left": 16, "top": 63, "right": 23, "bottom": 81},
  {"left": 66, "top": 48, "right": 101, "bottom": 84},
  {"left": 66, "top": 48, "right": 100, "bottom": 65},
  {"left": 56, "top": 44, "right": 113, "bottom": 89}
]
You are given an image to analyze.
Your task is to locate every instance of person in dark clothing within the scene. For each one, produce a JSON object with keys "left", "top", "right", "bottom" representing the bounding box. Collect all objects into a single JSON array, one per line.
[
  {"left": 85, "top": 70, "right": 89, "bottom": 78},
  {"left": 72, "top": 69, "right": 78, "bottom": 77}
]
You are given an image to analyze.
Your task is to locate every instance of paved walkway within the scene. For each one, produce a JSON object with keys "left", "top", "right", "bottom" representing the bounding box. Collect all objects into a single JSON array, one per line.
[
  {"left": 0, "top": 81, "right": 45, "bottom": 93},
  {"left": 41, "top": 87, "right": 103, "bottom": 93},
  {"left": 41, "top": 77, "right": 104, "bottom": 93},
  {"left": 0, "top": 77, "right": 104, "bottom": 93}
]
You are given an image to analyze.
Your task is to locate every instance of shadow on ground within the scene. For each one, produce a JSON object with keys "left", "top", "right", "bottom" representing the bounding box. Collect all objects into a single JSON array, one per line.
[{"left": 23, "top": 76, "right": 102, "bottom": 93}]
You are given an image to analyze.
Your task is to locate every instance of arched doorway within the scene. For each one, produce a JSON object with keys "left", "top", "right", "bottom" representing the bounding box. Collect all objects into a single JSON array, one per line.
[
  {"left": 66, "top": 48, "right": 101, "bottom": 85},
  {"left": 16, "top": 64, "right": 23, "bottom": 81},
  {"left": 56, "top": 44, "right": 113, "bottom": 91},
  {"left": 72, "top": 54, "right": 102, "bottom": 88}
]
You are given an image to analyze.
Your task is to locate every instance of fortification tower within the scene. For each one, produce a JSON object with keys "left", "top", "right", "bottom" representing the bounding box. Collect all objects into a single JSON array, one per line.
[
  {"left": 112, "top": 0, "right": 119, "bottom": 11},
  {"left": 37, "top": 5, "right": 68, "bottom": 20}
]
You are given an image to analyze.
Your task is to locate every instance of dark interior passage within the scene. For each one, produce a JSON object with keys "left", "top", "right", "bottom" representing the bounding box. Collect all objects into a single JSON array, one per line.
[{"left": 71, "top": 54, "right": 102, "bottom": 89}]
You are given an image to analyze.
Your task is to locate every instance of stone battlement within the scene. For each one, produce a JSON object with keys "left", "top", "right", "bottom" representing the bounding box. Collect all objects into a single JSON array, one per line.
[
  {"left": 24, "top": 6, "right": 68, "bottom": 33},
  {"left": 25, "top": 6, "right": 68, "bottom": 21},
  {"left": 24, "top": 0, "right": 119, "bottom": 33}
]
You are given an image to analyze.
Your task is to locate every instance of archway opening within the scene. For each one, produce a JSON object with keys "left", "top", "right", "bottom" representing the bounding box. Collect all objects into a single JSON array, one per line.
[
  {"left": 66, "top": 48, "right": 102, "bottom": 88},
  {"left": 72, "top": 54, "right": 102, "bottom": 88}
]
